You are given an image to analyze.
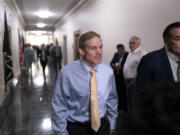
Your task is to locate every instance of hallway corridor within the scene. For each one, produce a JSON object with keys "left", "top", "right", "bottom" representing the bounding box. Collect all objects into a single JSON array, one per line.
[{"left": 0, "top": 62, "right": 57, "bottom": 135}]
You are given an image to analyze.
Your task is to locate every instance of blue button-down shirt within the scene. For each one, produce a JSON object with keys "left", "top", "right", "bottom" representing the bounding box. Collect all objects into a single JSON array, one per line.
[{"left": 52, "top": 59, "right": 118, "bottom": 135}]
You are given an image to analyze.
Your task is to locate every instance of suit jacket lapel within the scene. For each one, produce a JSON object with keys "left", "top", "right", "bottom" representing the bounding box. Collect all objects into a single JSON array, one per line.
[{"left": 160, "top": 47, "right": 175, "bottom": 82}]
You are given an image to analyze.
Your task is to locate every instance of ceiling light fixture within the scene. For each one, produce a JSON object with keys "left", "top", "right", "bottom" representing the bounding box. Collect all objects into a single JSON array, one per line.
[
  {"left": 37, "top": 23, "right": 46, "bottom": 28},
  {"left": 35, "top": 10, "right": 52, "bottom": 18}
]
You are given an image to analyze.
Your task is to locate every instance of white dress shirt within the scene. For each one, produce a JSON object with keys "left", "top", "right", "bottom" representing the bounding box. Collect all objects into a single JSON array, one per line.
[
  {"left": 123, "top": 47, "right": 147, "bottom": 79},
  {"left": 166, "top": 47, "right": 180, "bottom": 82}
]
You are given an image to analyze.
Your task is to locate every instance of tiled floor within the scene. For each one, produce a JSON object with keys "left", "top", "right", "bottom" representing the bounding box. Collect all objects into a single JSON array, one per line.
[{"left": 0, "top": 61, "right": 127, "bottom": 135}]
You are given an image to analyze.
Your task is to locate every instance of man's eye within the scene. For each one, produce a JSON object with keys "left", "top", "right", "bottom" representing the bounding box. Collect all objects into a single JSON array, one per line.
[{"left": 88, "top": 47, "right": 96, "bottom": 50}]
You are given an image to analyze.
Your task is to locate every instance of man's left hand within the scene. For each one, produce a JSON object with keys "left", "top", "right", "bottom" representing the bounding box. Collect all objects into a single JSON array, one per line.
[{"left": 110, "top": 129, "right": 116, "bottom": 135}]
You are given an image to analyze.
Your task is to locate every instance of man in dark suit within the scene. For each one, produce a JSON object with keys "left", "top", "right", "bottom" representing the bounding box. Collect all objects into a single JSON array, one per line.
[
  {"left": 120, "top": 83, "right": 180, "bottom": 135},
  {"left": 52, "top": 40, "right": 62, "bottom": 73},
  {"left": 110, "top": 44, "right": 126, "bottom": 75},
  {"left": 110, "top": 44, "right": 129, "bottom": 113},
  {"left": 134, "top": 22, "right": 180, "bottom": 101}
]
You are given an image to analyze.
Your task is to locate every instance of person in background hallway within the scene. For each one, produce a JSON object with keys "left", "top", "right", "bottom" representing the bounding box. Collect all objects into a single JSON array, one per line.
[
  {"left": 110, "top": 44, "right": 129, "bottom": 114},
  {"left": 123, "top": 36, "right": 147, "bottom": 111},
  {"left": 52, "top": 31, "right": 118, "bottom": 135},
  {"left": 48, "top": 43, "right": 54, "bottom": 67},
  {"left": 52, "top": 40, "right": 62, "bottom": 73},
  {"left": 32, "top": 45, "right": 39, "bottom": 67},
  {"left": 39, "top": 44, "right": 48, "bottom": 78},
  {"left": 23, "top": 43, "right": 34, "bottom": 75},
  {"left": 134, "top": 22, "right": 180, "bottom": 101},
  {"left": 120, "top": 82, "right": 180, "bottom": 135},
  {"left": 48, "top": 43, "right": 54, "bottom": 55}
]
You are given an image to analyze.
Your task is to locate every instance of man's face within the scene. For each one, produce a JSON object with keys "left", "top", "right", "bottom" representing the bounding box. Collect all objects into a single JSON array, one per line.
[
  {"left": 117, "top": 47, "right": 125, "bottom": 55},
  {"left": 79, "top": 36, "right": 103, "bottom": 68},
  {"left": 129, "top": 37, "right": 140, "bottom": 52},
  {"left": 165, "top": 28, "right": 180, "bottom": 57}
]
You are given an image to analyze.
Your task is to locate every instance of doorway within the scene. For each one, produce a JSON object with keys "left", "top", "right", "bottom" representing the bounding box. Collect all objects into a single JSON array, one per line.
[
  {"left": 63, "top": 35, "right": 68, "bottom": 65},
  {"left": 73, "top": 30, "right": 81, "bottom": 61}
]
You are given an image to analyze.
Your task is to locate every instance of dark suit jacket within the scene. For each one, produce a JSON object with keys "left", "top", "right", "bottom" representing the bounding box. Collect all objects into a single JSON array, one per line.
[
  {"left": 134, "top": 47, "right": 175, "bottom": 98},
  {"left": 110, "top": 52, "right": 121, "bottom": 65},
  {"left": 52, "top": 46, "right": 62, "bottom": 60},
  {"left": 120, "top": 52, "right": 129, "bottom": 76},
  {"left": 110, "top": 52, "right": 128, "bottom": 75}
]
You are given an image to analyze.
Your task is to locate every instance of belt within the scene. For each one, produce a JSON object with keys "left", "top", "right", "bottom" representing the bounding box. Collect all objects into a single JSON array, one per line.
[{"left": 67, "top": 117, "right": 106, "bottom": 127}]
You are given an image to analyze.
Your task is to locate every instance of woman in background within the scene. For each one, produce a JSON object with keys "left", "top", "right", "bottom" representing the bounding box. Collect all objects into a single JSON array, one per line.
[{"left": 39, "top": 44, "right": 48, "bottom": 78}]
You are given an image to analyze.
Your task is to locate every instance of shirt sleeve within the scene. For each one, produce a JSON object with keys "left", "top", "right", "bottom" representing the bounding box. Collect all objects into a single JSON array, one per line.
[
  {"left": 106, "top": 73, "right": 118, "bottom": 129},
  {"left": 51, "top": 71, "right": 69, "bottom": 135}
]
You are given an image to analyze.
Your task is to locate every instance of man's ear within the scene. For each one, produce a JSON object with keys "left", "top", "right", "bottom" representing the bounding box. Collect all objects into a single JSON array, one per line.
[
  {"left": 164, "top": 38, "right": 170, "bottom": 46},
  {"left": 79, "top": 48, "right": 85, "bottom": 57}
]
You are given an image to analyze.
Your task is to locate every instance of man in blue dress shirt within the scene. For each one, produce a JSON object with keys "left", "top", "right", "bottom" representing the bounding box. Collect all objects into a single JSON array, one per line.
[{"left": 52, "top": 31, "right": 118, "bottom": 135}]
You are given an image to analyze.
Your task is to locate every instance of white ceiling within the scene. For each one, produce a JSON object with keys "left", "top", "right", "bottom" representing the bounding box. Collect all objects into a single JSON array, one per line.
[{"left": 12, "top": 0, "right": 84, "bottom": 31}]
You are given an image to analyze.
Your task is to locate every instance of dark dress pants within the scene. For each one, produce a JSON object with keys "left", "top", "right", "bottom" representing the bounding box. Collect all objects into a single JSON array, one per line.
[
  {"left": 54, "top": 56, "right": 62, "bottom": 73},
  {"left": 67, "top": 117, "right": 110, "bottom": 135},
  {"left": 40, "top": 60, "right": 47, "bottom": 75},
  {"left": 125, "top": 79, "right": 135, "bottom": 111}
]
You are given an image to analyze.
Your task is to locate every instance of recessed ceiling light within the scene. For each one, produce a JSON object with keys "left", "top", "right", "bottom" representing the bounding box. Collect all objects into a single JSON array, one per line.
[
  {"left": 37, "top": 23, "right": 46, "bottom": 28},
  {"left": 35, "top": 10, "right": 52, "bottom": 18}
]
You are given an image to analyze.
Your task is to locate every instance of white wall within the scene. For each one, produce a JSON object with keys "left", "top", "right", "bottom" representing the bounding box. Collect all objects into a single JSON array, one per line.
[{"left": 55, "top": 0, "right": 180, "bottom": 64}]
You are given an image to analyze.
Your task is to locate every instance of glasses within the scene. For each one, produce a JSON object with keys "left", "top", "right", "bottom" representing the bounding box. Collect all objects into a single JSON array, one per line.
[{"left": 171, "top": 36, "right": 180, "bottom": 41}]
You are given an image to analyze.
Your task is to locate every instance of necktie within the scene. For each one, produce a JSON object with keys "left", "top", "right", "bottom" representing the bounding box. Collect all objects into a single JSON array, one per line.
[
  {"left": 90, "top": 69, "right": 101, "bottom": 132},
  {"left": 177, "top": 61, "right": 180, "bottom": 81}
]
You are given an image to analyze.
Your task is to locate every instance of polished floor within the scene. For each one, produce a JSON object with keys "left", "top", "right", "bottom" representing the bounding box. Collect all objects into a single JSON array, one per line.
[
  {"left": 0, "top": 61, "right": 56, "bottom": 135},
  {"left": 0, "top": 61, "right": 127, "bottom": 135}
]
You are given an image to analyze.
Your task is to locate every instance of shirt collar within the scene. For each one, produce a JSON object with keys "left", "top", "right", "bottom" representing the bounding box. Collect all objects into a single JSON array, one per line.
[
  {"left": 80, "top": 58, "right": 101, "bottom": 73},
  {"left": 132, "top": 47, "right": 140, "bottom": 54},
  {"left": 165, "top": 46, "right": 180, "bottom": 62}
]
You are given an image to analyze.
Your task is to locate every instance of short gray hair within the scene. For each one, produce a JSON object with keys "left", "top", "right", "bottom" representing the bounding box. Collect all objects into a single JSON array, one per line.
[{"left": 79, "top": 31, "right": 101, "bottom": 49}]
